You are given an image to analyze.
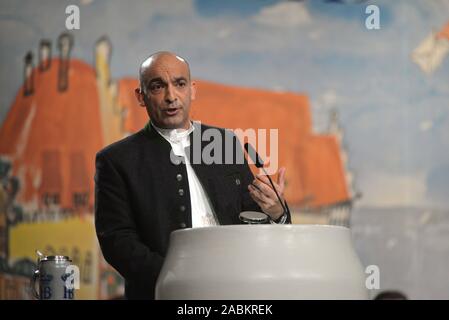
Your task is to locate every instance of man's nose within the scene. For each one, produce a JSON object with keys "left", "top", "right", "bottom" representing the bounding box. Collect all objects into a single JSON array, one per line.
[{"left": 165, "top": 84, "right": 177, "bottom": 104}]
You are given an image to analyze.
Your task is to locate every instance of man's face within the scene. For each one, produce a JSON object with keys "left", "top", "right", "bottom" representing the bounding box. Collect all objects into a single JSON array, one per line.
[{"left": 136, "top": 55, "right": 195, "bottom": 130}]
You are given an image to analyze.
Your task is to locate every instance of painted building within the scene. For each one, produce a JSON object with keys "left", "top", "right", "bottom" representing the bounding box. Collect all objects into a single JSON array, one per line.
[{"left": 0, "top": 32, "right": 353, "bottom": 299}]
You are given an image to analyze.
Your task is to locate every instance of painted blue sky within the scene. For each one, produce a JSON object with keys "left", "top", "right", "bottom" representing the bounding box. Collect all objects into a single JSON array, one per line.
[{"left": 1, "top": 0, "right": 448, "bottom": 208}]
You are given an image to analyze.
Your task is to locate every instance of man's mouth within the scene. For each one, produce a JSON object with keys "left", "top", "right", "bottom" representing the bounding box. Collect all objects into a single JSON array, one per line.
[{"left": 164, "top": 107, "right": 180, "bottom": 116}]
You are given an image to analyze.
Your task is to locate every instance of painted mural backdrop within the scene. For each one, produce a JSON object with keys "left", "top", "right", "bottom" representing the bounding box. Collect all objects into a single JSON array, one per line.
[{"left": 0, "top": 0, "right": 448, "bottom": 299}]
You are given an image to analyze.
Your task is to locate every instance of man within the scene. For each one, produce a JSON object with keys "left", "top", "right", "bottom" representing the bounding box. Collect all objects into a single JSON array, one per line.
[{"left": 94, "top": 51, "right": 291, "bottom": 299}]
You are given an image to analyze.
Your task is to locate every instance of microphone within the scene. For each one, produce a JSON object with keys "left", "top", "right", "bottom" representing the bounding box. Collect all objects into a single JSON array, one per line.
[
  {"left": 244, "top": 141, "right": 264, "bottom": 168},
  {"left": 244, "top": 142, "right": 290, "bottom": 222}
]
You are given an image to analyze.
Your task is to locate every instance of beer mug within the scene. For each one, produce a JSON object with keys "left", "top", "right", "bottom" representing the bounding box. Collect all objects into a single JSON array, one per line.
[{"left": 31, "top": 252, "right": 75, "bottom": 300}]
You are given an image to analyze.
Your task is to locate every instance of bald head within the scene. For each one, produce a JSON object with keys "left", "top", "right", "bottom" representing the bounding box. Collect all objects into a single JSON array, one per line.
[{"left": 139, "top": 51, "right": 191, "bottom": 91}]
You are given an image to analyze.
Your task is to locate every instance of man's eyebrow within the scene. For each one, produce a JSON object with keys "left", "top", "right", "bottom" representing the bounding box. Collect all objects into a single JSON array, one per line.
[
  {"left": 173, "top": 76, "right": 187, "bottom": 82},
  {"left": 146, "top": 77, "right": 187, "bottom": 86},
  {"left": 147, "top": 77, "right": 165, "bottom": 85}
]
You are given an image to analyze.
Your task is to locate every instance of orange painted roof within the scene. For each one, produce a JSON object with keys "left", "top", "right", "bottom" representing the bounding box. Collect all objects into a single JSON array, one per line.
[
  {"left": 0, "top": 59, "right": 103, "bottom": 210},
  {"left": 117, "top": 78, "right": 349, "bottom": 208},
  {"left": 298, "top": 135, "right": 350, "bottom": 208},
  {"left": 117, "top": 78, "right": 147, "bottom": 133},
  {"left": 437, "top": 22, "right": 449, "bottom": 40},
  {"left": 1, "top": 64, "right": 350, "bottom": 210}
]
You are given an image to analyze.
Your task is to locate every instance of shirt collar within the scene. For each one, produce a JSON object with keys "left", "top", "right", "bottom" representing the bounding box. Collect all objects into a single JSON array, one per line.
[{"left": 150, "top": 120, "right": 195, "bottom": 144}]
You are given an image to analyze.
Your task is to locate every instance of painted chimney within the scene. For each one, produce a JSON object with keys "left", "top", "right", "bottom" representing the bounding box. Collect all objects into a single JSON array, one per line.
[
  {"left": 39, "top": 39, "right": 52, "bottom": 72},
  {"left": 57, "top": 32, "right": 74, "bottom": 92},
  {"left": 23, "top": 51, "right": 34, "bottom": 96},
  {"left": 95, "top": 36, "right": 112, "bottom": 85}
]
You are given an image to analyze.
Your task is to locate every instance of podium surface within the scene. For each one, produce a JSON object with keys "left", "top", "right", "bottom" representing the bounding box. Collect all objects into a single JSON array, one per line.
[{"left": 156, "top": 224, "right": 368, "bottom": 299}]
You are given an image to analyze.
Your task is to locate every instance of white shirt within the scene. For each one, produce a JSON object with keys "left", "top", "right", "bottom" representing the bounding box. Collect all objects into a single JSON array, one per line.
[{"left": 151, "top": 121, "right": 218, "bottom": 228}]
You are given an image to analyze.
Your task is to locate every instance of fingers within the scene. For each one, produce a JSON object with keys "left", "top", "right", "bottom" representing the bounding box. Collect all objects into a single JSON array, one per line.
[
  {"left": 248, "top": 184, "right": 274, "bottom": 207},
  {"left": 255, "top": 174, "right": 270, "bottom": 185},
  {"left": 253, "top": 177, "right": 278, "bottom": 199},
  {"left": 248, "top": 184, "right": 284, "bottom": 219},
  {"left": 255, "top": 175, "right": 283, "bottom": 195},
  {"left": 249, "top": 168, "right": 287, "bottom": 216},
  {"left": 277, "top": 167, "right": 286, "bottom": 189}
]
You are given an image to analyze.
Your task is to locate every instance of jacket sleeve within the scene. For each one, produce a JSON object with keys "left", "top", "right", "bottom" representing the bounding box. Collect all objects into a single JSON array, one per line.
[{"left": 94, "top": 151, "right": 164, "bottom": 297}]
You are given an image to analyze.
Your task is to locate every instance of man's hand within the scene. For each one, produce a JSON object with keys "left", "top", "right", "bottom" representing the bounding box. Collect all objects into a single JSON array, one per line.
[{"left": 248, "top": 167, "right": 286, "bottom": 221}]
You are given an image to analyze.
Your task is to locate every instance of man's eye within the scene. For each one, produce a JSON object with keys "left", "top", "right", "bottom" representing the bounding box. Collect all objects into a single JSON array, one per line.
[
  {"left": 176, "top": 81, "right": 186, "bottom": 87},
  {"left": 150, "top": 84, "right": 163, "bottom": 91}
]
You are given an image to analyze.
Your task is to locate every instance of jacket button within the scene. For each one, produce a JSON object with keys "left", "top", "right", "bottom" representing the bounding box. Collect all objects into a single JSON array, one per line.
[
  {"left": 180, "top": 205, "right": 186, "bottom": 212},
  {"left": 178, "top": 189, "right": 184, "bottom": 196},
  {"left": 235, "top": 178, "right": 241, "bottom": 185},
  {"left": 176, "top": 174, "right": 182, "bottom": 181},
  {"left": 179, "top": 222, "right": 187, "bottom": 229}
]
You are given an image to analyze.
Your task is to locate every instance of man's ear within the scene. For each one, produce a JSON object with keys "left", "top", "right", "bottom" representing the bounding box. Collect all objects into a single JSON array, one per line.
[
  {"left": 135, "top": 88, "right": 146, "bottom": 107},
  {"left": 190, "top": 81, "right": 196, "bottom": 101}
]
